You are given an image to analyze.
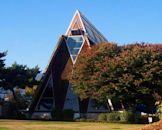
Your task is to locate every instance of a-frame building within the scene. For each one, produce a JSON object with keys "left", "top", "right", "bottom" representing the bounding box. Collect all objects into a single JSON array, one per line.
[{"left": 29, "top": 10, "right": 110, "bottom": 119}]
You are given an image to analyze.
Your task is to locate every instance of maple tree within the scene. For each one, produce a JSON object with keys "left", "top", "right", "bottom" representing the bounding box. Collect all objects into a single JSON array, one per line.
[{"left": 71, "top": 43, "right": 162, "bottom": 109}]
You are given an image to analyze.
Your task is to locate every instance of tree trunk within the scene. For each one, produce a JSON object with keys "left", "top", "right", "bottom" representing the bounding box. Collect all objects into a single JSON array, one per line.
[
  {"left": 11, "top": 88, "right": 18, "bottom": 102},
  {"left": 107, "top": 98, "right": 114, "bottom": 111},
  {"left": 120, "top": 100, "right": 125, "bottom": 110}
]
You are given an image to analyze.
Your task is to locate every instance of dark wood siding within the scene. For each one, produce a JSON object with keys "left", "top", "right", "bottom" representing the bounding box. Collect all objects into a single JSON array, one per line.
[{"left": 51, "top": 39, "right": 73, "bottom": 110}]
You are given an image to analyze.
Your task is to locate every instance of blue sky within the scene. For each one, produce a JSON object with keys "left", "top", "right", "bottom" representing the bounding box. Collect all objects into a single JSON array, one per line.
[{"left": 0, "top": 0, "right": 162, "bottom": 70}]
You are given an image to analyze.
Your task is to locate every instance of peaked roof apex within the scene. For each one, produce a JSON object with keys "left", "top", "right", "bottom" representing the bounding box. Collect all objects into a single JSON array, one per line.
[
  {"left": 65, "top": 10, "right": 108, "bottom": 43},
  {"left": 76, "top": 9, "right": 80, "bottom": 14},
  {"left": 65, "top": 10, "right": 85, "bottom": 35}
]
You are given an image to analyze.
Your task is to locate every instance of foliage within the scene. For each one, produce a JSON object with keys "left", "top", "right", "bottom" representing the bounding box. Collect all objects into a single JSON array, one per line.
[
  {"left": 12, "top": 110, "right": 26, "bottom": 119},
  {"left": 71, "top": 43, "right": 162, "bottom": 108},
  {"left": 97, "top": 113, "right": 107, "bottom": 122},
  {"left": 25, "top": 85, "right": 37, "bottom": 97},
  {"left": 97, "top": 112, "right": 121, "bottom": 122},
  {"left": 0, "top": 52, "right": 6, "bottom": 69},
  {"left": 2, "top": 62, "right": 40, "bottom": 101},
  {"left": 142, "top": 114, "right": 159, "bottom": 123},
  {"left": 0, "top": 51, "right": 41, "bottom": 117},
  {"left": 0, "top": 51, "right": 7, "bottom": 87},
  {"left": 159, "top": 114, "right": 162, "bottom": 120},
  {"left": 106, "top": 112, "right": 120, "bottom": 122},
  {"left": 120, "top": 110, "right": 135, "bottom": 123},
  {"left": 71, "top": 43, "right": 120, "bottom": 101},
  {"left": 98, "top": 111, "right": 160, "bottom": 124}
]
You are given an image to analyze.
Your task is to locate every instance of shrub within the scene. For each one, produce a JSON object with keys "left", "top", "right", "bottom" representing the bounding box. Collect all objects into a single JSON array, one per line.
[
  {"left": 152, "top": 115, "right": 160, "bottom": 122},
  {"left": 138, "top": 115, "right": 148, "bottom": 124},
  {"left": 106, "top": 112, "right": 120, "bottom": 122},
  {"left": 76, "top": 118, "right": 87, "bottom": 122},
  {"left": 98, "top": 111, "right": 160, "bottom": 124},
  {"left": 98, "top": 113, "right": 107, "bottom": 122},
  {"left": 98, "top": 111, "right": 133, "bottom": 123},
  {"left": 120, "top": 110, "right": 135, "bottom": 123},
  {"left": 134, "top": 113, "right": 159, "bottom": 124},
  {"left": 12, "top": 111, "right": 26, "bottom": 119}
]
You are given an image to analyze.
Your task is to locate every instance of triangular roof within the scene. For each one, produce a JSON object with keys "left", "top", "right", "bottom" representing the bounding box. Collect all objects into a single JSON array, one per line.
[
  {"left": 65, "top": 10, "right": 108, "bottom": 43},
  {"left": 43, "top": 10, "right": 108, "bottom": 72},
  {"left": 29, "top": 10, "right": 109, "bottom": 115}
]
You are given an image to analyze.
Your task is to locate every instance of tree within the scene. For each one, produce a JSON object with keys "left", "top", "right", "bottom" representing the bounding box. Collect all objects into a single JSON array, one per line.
[
  {"left": 0, "top": 51, "right": 7, "bottom": 86},
  {"left": 0, "top": 52, "right": 6, "bottom": 69},
  {"left": 109, "top": 44, "right": 162, "bottom": 108},
  {"left": 2, "top": 62, "right": 40, "bottom": 103},
  {"left": 71, "top": 43, "right": 162, "bottom": 110},
  {"left": 71, "top": 43, "right": 120, "bottom": 105}
]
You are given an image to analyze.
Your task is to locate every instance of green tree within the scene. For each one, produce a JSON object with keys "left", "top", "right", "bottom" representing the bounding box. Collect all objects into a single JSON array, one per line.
[
  {"left": 3, "top": 62, "right": 40, "bottom": 103},
  {"left": 0, "top": 51, "right": 7, "bottom": 86}
]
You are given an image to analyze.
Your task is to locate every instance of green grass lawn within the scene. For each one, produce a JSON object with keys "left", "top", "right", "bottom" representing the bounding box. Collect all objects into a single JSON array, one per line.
[{"left": 0, "top": 119, "right": 144, "bottom": 130}]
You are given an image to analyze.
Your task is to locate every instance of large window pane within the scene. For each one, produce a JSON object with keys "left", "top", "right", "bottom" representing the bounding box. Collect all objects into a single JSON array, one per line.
[{"left": 66, "top": 36, "right": 84, "bottom": 62}]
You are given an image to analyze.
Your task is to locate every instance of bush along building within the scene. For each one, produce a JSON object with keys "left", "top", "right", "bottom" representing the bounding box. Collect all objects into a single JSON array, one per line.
[{"left": 28, "top": 10, "right": 111, "bottom": 119}]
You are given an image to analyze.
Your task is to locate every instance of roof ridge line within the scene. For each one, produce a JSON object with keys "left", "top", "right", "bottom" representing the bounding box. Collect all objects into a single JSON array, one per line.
[{"left": 79, "top": 11, "right": 108, "bottom": 42}]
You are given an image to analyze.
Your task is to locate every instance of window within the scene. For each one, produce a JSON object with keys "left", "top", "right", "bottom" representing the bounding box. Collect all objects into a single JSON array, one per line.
[
  {"left": 36, "top": 77, "right": 54, "bottom": 111},
  {"left": 37, "top": 98, "right": 53, "bottom": 111},
  {"left": 66, "top": 36, "right": 84, "bottom": 62},
  {"left": 71, "top": 29, "right": 84, "bottom": 35}
]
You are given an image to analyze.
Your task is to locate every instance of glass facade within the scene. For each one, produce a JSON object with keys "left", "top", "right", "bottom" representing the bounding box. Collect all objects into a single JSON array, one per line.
[
  {"left": 66, "top": 36, "right": 84, "bottom": 62},
  {"left": 36, "top": 77, "right": 54, "bottom": 111},
  {"left": 80, "top": 13, "right": 107, "bottom": 43}
]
